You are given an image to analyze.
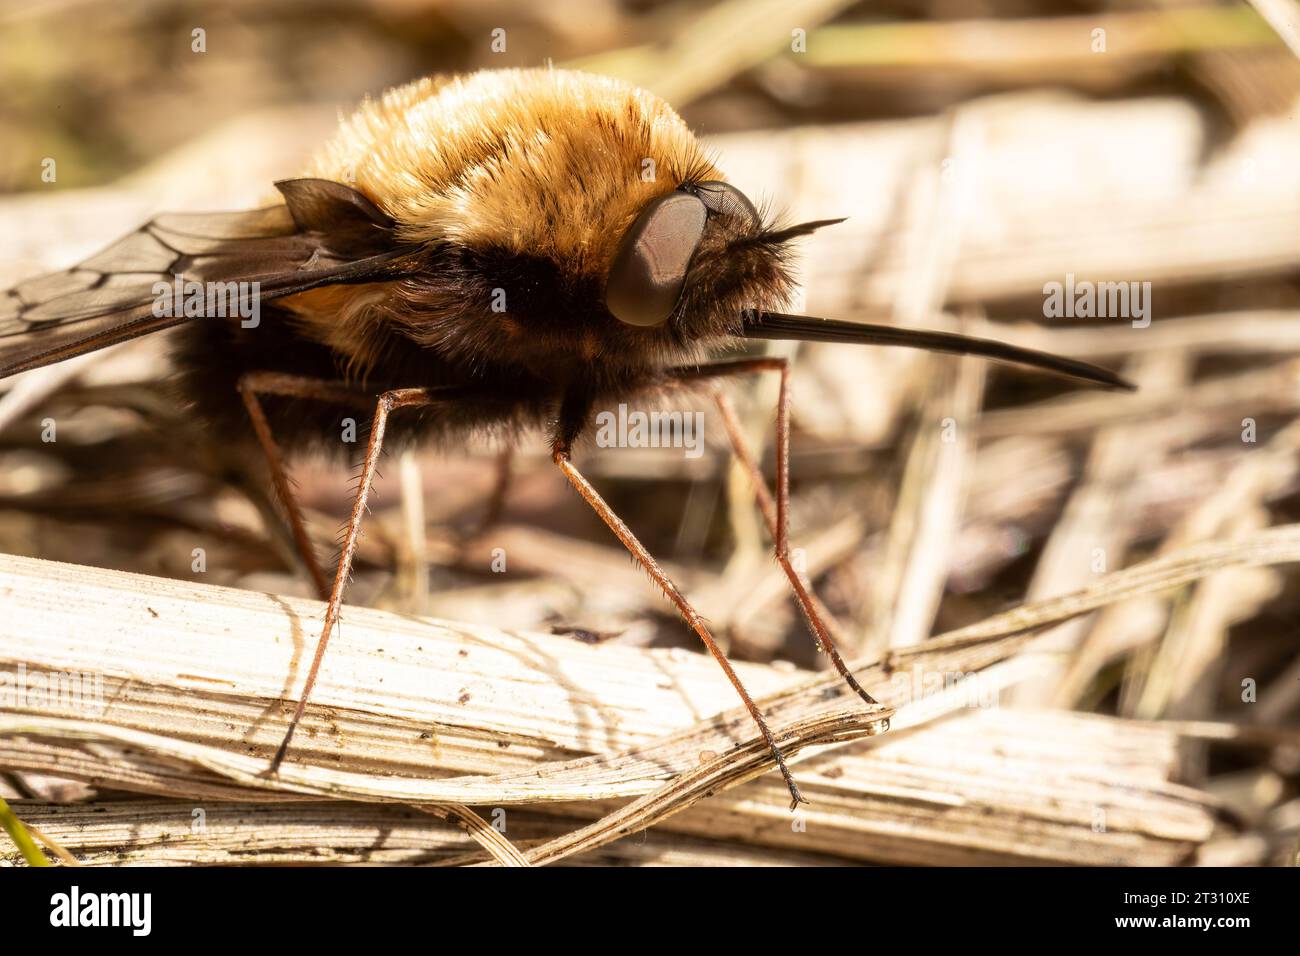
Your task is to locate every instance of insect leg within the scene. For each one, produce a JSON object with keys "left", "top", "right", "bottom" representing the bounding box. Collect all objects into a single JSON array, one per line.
[
  {"left": 550, "top": 397, "right": 807, "bottom": 809},
  {"left": 237, "top": 372, "right": 374, "bottom": 600},
  {"left": 271, "top": 385, "right": 450, "bottom": 771},
  {"left": 668, "top": 358, "right": 880, "bottom": 709},
  {"left": 475, "top": 445, "right": 514, "bottom": 534}
]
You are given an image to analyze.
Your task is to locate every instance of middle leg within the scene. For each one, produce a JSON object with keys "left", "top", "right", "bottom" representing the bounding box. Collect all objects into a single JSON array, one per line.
[{"left": 271, "top": 385, "right": 460, "bottom": 770}]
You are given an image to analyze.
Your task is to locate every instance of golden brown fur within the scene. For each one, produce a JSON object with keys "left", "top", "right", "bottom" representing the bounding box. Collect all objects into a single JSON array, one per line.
[
  {"left": 302, "top": 68, "right": 719, "bottom": 270},
  {"left": 278, "top": 68, "right": 792, "bottom": 392}
]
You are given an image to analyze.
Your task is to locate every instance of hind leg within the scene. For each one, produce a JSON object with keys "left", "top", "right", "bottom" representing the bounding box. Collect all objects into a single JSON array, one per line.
[{"left": 237, "top": 372, "right": 373, "bottom": 600}]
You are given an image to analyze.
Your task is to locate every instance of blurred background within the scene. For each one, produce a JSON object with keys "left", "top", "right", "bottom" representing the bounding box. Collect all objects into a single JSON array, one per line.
[{"left": 1, "top": 0, "right": 1299, "bottom": 865}]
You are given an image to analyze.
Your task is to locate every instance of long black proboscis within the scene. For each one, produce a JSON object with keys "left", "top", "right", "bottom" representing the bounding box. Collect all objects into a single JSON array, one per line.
[{"left": 741, "top": 311, "right": 1135, "bottom": 391}]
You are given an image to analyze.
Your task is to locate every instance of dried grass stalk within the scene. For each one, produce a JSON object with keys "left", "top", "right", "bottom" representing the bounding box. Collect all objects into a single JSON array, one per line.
[{"left": 8, "top": 522, "right": 1300, "bottom": 863}]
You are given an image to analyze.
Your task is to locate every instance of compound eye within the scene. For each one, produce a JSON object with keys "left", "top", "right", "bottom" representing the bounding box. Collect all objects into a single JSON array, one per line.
[
  {"left": 605, "top": 192, "right": 707, "bottom": 328},
  {"left": 693, "top": 180, "right": 760, "bottom": 227}
]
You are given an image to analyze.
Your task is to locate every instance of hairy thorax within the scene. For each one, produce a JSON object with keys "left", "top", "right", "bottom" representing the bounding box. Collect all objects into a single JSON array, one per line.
[{"left": 200, "top": 68, "right": 796, "bottom": 448}]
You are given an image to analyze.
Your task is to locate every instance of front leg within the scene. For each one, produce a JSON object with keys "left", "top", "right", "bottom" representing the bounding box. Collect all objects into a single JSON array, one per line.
[
  {"left": 669, "top": 358, "right": 880, "bottom": 710},
  {"left": 549, "top": 389, "right": 807, "bottom": 808}
]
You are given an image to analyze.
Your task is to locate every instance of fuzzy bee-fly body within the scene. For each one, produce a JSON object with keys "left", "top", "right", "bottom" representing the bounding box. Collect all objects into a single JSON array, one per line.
[{"left": 0, "top": 68, "right": 1132, "bottom": 808}]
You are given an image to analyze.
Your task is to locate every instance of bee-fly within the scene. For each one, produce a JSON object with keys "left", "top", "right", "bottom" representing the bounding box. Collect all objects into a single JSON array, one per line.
[{"left": 0, "top": 69, "right": 1131, "bottom": 808}]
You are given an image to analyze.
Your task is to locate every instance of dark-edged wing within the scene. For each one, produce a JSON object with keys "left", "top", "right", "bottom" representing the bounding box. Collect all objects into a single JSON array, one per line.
[{"left": 0, "top": 179, "right": 423, "bottom": 380}]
